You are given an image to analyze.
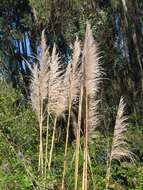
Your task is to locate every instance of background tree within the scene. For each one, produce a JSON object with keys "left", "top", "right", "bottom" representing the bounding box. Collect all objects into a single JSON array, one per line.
[{"left": 0, "top": 0, "right": 142, "bottom": 118}]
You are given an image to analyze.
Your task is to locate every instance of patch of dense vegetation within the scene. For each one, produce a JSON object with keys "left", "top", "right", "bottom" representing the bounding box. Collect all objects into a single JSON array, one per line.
[{"left": 0, "top": 81, "right": 143, "bottom": 189}]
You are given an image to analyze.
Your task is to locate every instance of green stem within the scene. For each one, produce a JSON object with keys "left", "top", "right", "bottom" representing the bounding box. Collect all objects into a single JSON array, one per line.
[
  {"left": 61, "top": 101, "right": 72, "bottom": 189},
  {"left": 48, "top": 116, "right": 57, "bottom": 170},
  {"left": 74, "top": 88, "right": 83, "bottom": 190},
  {"left": 44, "top": 110, "right": 50, "bottom": 184},
  {"left": 106, "top": 161, "right": 111, "bottom": 190}
]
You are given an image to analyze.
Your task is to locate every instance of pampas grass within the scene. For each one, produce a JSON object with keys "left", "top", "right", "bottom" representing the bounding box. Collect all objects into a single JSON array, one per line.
[
  {"left": 48, "top": 44, "right": 67, "bottom": 170},
  {"left": 74, "top": 22, "right": 103, "bottom": 190},
  {"left": 61, "top": 37, "right": 81, "bottom": 190},
  {"left": 82, "top": 22, "right": 103, "bottom": 190},
  {"left": 28, "top": 22, "right": 136, "bottom": 190},
  {"left": 105, "top": 97, "right": 135, "bottom": 190},
  {"left": 30, "top": 30, "right": 49, "bottom": 174}
]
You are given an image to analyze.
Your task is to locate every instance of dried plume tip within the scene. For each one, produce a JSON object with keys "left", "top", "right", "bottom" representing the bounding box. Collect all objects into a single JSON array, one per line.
[
  {"left": 83, "top": 22, "right": 104, "bottom": 130},
  {"left": 48, "top": 44, "right": 68, "bottom": 117},
  {"left": 30, "top": 30, "right": 49, "bottom": 121},
  {"left": 110, "top": 97, "right": 135, "bottom": 163}
]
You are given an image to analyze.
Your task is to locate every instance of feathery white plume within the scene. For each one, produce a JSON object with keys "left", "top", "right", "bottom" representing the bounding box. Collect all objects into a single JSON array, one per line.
[
  {"left": 64, "top": 37, "right": 81, "bottom": 109},
  {"left": 106, "top": 97, "right": 135, "bottom": 189},
  {"left": 48, "top": 44, "right": 67, "bottom": 117},
  {"left": 30, "top": 30, "right": 50, "bottom": 174},
  {"left": 110, "top": 97, "right": 135, "bottom": 163},
  {"left": 30, "top": 30, "right": 49, "bottom": 121},
  {"left": 83, "top": 22, "right": 103, "bottom": 130}
]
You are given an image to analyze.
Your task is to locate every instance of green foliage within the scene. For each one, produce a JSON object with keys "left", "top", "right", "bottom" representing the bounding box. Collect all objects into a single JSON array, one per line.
[
  {"left": 0, "top": 82, "right": 38, "bottom": 189},
  {"left": 0, "top": 79, "right": 143, "bottom": 189},
  {"left": 127, "top": 124, "right": 143, "bottom": 162}
]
